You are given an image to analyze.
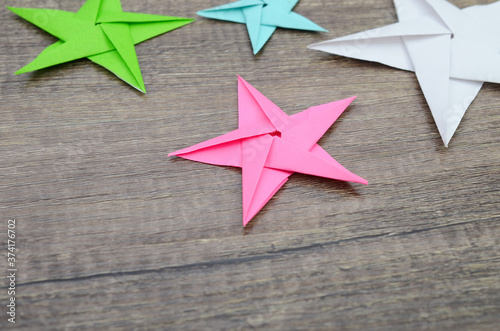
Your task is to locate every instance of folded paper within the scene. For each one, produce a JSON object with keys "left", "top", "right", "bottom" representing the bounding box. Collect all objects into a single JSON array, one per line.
[
  {"left": 8, "top": 0, "right": 194, "bottom": 92},
  {"left": 308, "top": 0, "right": 500, "bottom": 146},
  {"left": 169, "top": 76, "right": 367, "bottom": 226},
  {"left": 197, "top": 0, "right": 326, "bottom": 54}
]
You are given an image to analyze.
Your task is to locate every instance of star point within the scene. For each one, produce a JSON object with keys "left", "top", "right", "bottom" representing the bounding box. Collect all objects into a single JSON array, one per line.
[{"left": 170, "top": 77, "right": 367, "bottom": 226}]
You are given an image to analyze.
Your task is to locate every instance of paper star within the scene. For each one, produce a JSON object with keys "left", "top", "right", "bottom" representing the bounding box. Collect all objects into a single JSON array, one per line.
[
  {"left": 8, "top": 0, "right": 194, "bottom": 92},
  {"left": 308, "top": 0, "right": 500, "bottom": 146},
  {"left": 197, "top": 0, "right": 327, "bottom": 54},
  {"left": 169, "top": 76, "right": 367, "bottom": 226}
]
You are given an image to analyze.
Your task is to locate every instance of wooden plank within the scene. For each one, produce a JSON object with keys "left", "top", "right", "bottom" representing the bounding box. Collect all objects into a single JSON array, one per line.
[{"left": 0, "top": 0, "right": 499, "bottom": 329}]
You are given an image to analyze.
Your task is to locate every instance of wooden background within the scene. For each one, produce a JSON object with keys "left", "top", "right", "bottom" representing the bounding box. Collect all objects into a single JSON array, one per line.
[{"left": 1, "top": 0, "right": 499, "bottom": 329}]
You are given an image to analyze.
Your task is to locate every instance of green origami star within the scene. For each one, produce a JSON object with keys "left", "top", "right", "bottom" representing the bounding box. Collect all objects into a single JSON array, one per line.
[{"left": 7, "top": 0, "right": 194, "bottom": 92}]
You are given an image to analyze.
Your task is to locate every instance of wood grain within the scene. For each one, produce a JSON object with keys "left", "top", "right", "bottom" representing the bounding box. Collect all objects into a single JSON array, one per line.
[{"left": 0, "top": 0, "right": 499, "bottom": 330}]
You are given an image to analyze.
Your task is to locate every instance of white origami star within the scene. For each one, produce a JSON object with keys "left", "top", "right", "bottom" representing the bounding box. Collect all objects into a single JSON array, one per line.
[{"left": 308, "top": 0, "right": 500, "bottom": 146}]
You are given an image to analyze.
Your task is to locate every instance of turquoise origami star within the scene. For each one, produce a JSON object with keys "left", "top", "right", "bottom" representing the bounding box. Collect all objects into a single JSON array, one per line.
[
  {"left": 8, "top": 0, "right": 194, "bottom": 92},
  {"left": 197, "top": 0, "right": 327, "bottom": 54}
]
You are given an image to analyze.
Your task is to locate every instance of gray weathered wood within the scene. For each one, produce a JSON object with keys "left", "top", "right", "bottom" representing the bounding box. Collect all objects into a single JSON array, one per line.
[{"left": 0, "top": 0, "right": 499, "bottom": 329}]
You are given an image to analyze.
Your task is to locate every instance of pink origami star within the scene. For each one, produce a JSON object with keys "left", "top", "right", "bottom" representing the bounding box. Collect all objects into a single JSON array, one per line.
[{"left": 169, "top": 76, "right": 368, "bottom": 226}]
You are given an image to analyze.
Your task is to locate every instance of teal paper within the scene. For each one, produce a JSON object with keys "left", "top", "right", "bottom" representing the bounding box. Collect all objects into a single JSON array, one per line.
[{"left": 197, "top": 0, "right": 327, "bottom": 54}]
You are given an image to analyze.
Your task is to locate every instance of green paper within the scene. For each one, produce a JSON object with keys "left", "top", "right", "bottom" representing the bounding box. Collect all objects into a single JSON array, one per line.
[{"left": 8, "top": 0, "right": 194, "bottom": 92}]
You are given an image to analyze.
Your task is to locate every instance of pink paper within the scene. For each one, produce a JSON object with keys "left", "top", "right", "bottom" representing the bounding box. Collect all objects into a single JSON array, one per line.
[{"left": 169, "top": 76, "right": 367, "bottom": 226}]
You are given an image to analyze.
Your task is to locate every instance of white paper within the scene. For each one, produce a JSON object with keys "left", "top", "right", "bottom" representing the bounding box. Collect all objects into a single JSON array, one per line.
[{"left": 308, "top": 0, "right": 500, "bottom": 146}]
